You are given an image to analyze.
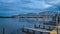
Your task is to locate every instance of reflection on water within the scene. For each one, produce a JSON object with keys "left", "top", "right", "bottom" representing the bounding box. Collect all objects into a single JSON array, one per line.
[{"left": 0, "top": 18, "right": 35, "bottom": 34}]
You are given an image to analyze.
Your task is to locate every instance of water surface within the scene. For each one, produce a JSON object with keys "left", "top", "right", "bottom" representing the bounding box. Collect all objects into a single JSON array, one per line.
[{"left": 0, "top": 18, "right": 35, "bottom": 34}]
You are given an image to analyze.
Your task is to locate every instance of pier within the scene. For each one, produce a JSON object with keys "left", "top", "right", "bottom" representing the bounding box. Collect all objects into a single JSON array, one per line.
[{"left": 22, "top": 27, "right": 51, "bottom": 34}]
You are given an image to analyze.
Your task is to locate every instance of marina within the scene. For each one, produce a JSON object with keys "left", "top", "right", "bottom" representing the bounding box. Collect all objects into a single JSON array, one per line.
[
  {"left": 21, "top": 14, "right": 60, "bottom": 34},
  {"left": 0, "top": 12, "right": 60, "bottom": 34},
  {"left": 0, "top": 0, "right": 60, "bottom": 34}
]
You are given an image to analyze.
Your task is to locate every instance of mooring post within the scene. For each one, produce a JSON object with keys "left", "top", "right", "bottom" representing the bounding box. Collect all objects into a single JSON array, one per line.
[
  {"left": 49, "top": 26, "right": 50, "bottom": 30},
  {"left": 40, "top": 32, "right": 42, "bottom": 34},
  {"left": 48, "top": 32, "right": 50, "bottom": 34},
  {"left": 3, "top": 28, "right": 4, "bottom": 34},
  {"left": 43, "top": 26, "right": 45, "bottom": 29},
  {"left": 39, "top": 25, "right": 40, "bottom": 28},
  {"left": 22, "top": 25, "right": 24, "bottom": 32},
  {"left": 26, "top": 29, "right": 29, "bottom": 33},
  {"left": 34, "top": 24, "right": 36, "bottom": 28},
  {"left": 32, "top": 30, "right": 35, "bottom": 34},
  {"left": 26, "top": 29, "right": 30, "bottom": 34}
]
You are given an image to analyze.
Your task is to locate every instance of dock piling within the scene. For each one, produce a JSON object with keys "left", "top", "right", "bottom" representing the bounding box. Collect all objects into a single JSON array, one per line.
[
  {"left": 3, "top": 28, "right": 5, "bottom": 34},
  {"left": 32, "top": 30, "right": 35, "bottom": 34},
  {"left": 22, "top": 25, "right": 24, "bottom": 32}
]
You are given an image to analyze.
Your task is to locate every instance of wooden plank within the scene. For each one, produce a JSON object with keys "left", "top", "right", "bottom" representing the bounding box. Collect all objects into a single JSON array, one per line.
[{"left": 24, "top": 27, "right": 51, "bottom": 33}]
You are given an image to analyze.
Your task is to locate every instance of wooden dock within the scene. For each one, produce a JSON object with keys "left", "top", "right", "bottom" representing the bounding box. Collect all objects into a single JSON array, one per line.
[
  {"left": 24, "top": 27, "right": 51, "bottom": 32},
  {"left": 22, "top": 27, "right": 51, "bottom": 34}
]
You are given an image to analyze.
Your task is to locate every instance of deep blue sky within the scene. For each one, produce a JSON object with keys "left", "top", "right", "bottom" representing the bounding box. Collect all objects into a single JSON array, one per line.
[{"left": 0, "top": 0, "right": 60, "bottom": 16}]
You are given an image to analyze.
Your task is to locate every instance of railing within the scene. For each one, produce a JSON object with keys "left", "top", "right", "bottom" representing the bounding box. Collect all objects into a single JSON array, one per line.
[{"left": 34, "top": 24, "right": 55, "bottom": 31}]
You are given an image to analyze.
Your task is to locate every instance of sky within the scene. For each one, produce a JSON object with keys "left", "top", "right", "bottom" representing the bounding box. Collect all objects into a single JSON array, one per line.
[{"left": 0, "top": 0, "right": 60, "bottom": 16}]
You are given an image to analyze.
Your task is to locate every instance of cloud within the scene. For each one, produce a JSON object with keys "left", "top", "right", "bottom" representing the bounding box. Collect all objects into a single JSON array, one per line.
[
  {"left": 44, "top": 0, "right": 60, "bottom": 13},
  {"left": 45, "top": 0, "right": 60, "bottom": 6},
  {"left": 20, "top": 0, "right": 52, "bottom": 9},
  {"left": 0, "top": 0, "right": 52, "bottom": 9},
  {"left": 0, "top": 0, "right": 54, "bottom": 16}
]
